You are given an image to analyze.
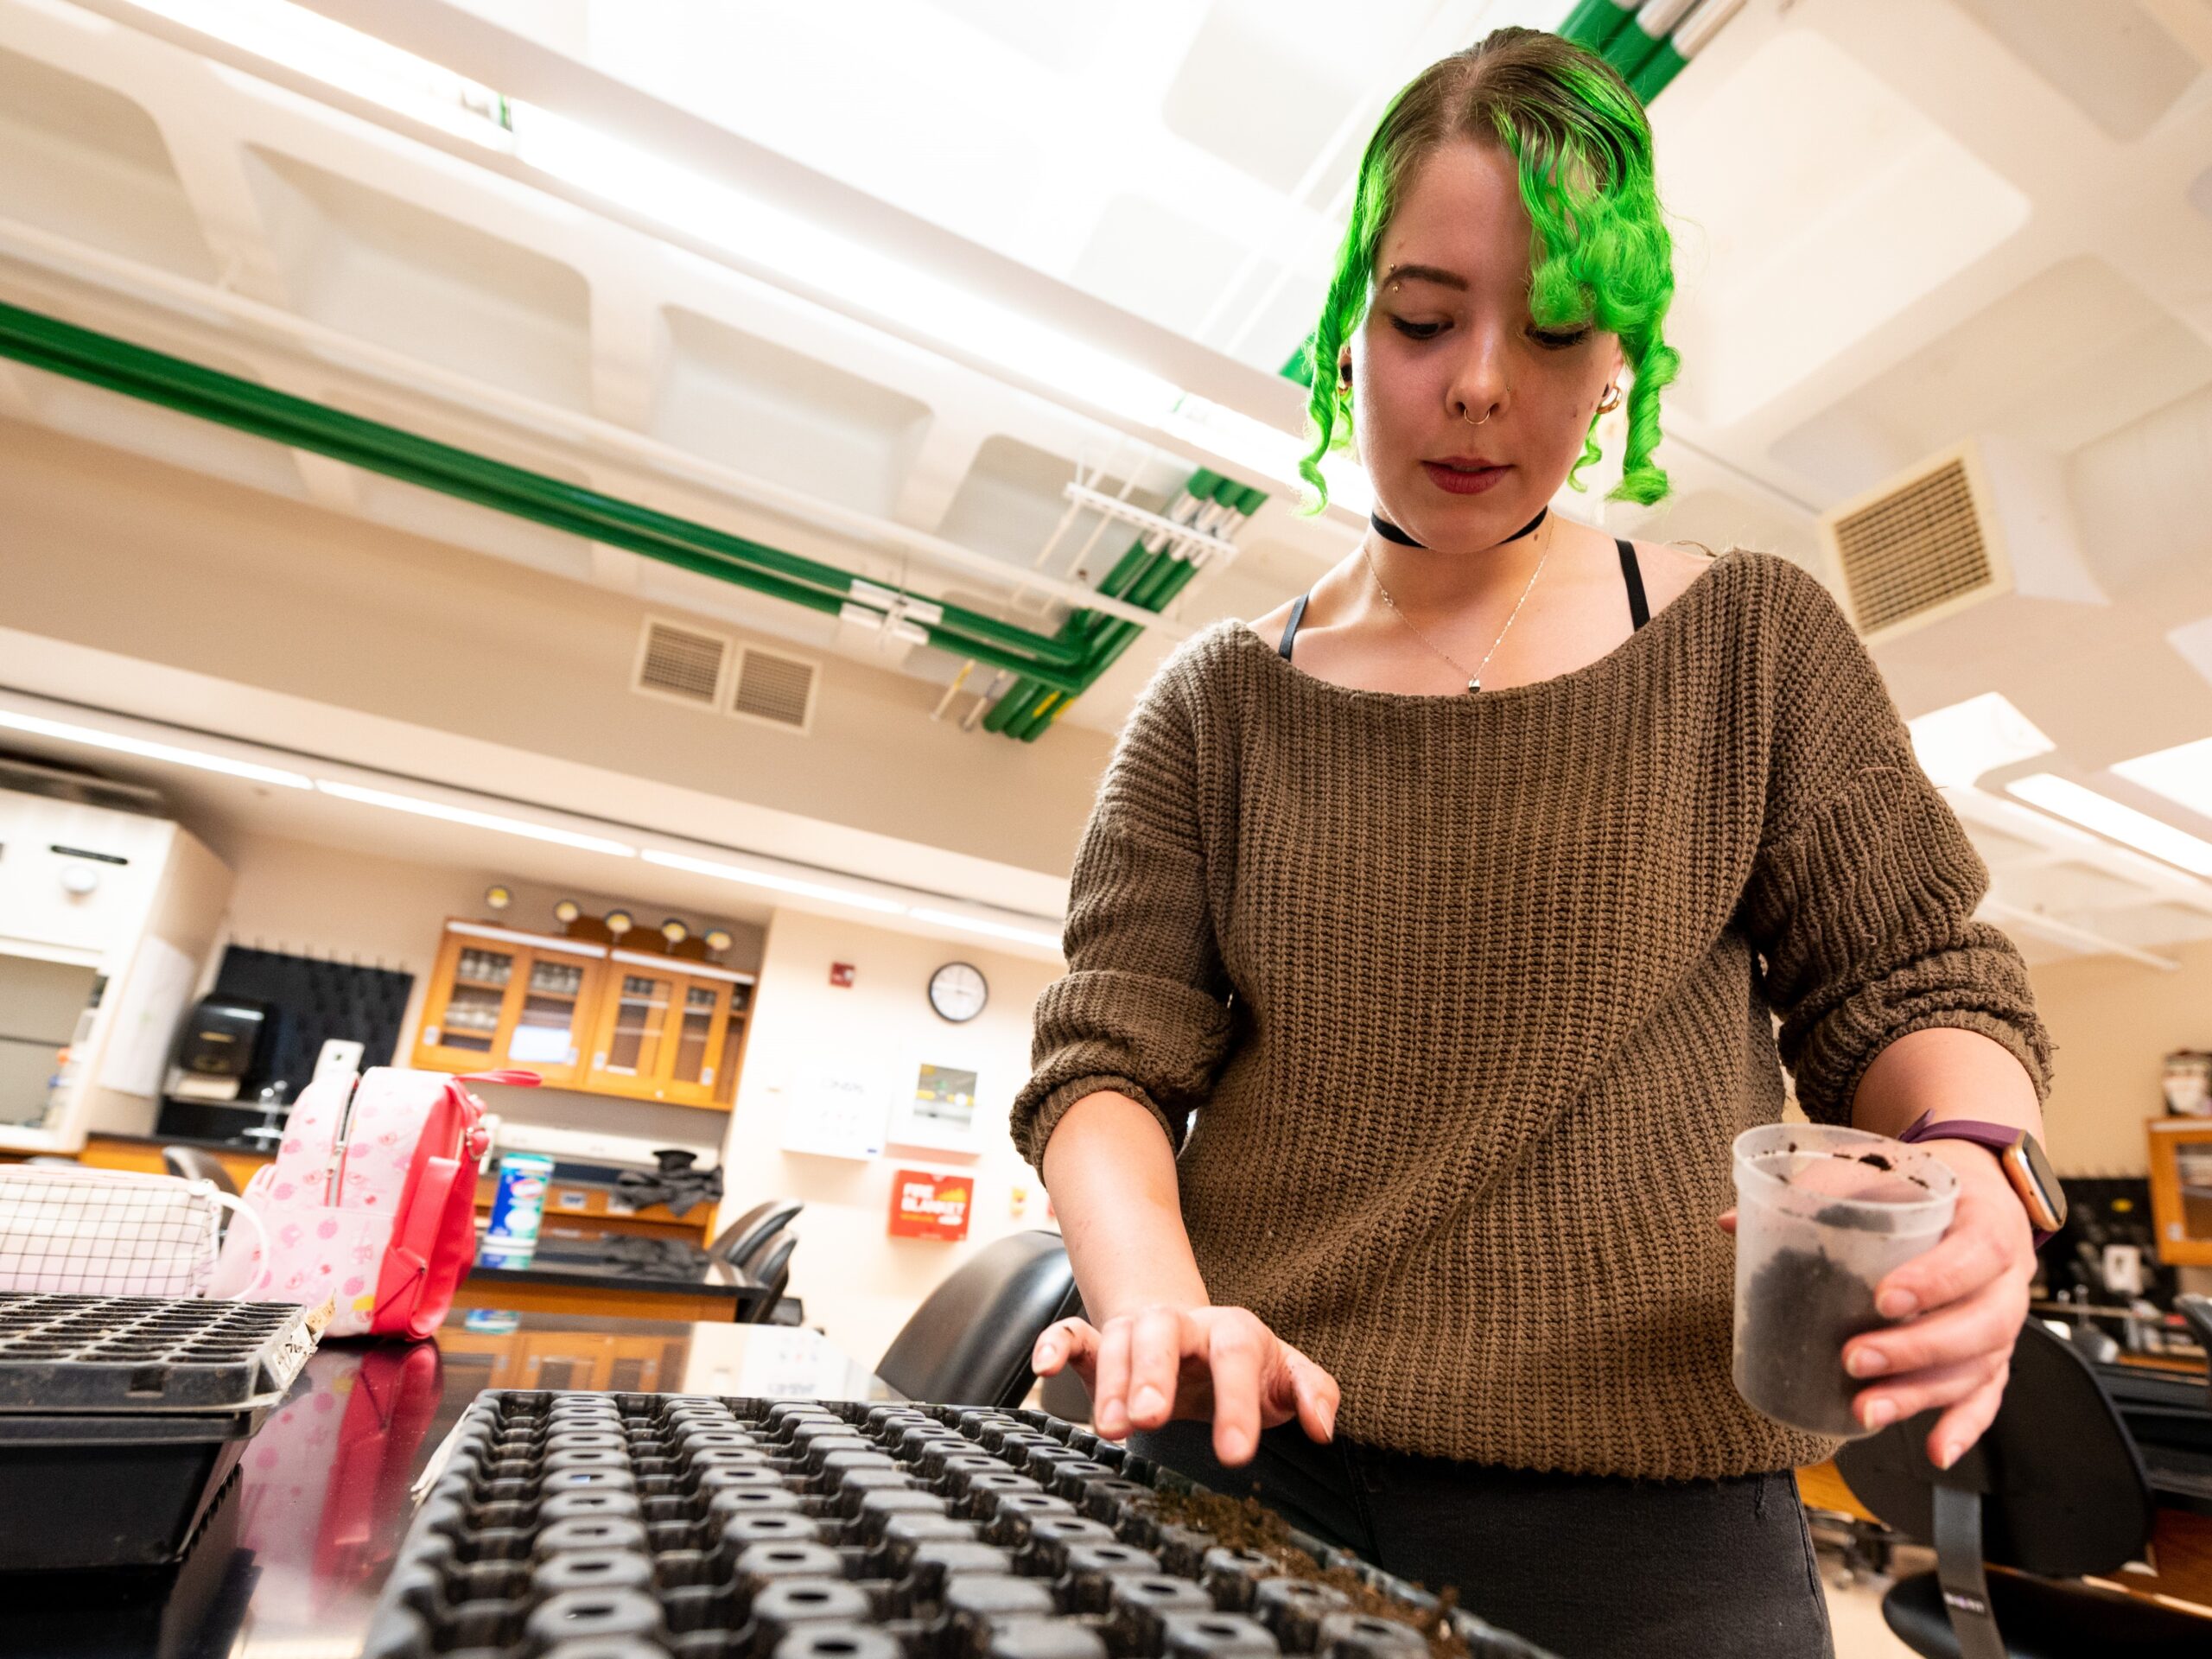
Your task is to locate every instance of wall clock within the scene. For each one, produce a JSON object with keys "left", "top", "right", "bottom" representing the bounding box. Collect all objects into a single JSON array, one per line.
[{"left": 927, "top": 961, "right": 988, "bottom": 1023}]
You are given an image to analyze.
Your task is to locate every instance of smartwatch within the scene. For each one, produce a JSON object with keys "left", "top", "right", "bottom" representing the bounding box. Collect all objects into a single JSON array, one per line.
[{"left": 1896, "top": 1111, "right": 2067, "bottom": 1248}]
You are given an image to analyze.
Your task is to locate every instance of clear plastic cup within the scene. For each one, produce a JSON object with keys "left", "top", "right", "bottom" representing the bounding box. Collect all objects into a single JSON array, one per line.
[{"left": 1731, "top": 1123, "right": 1961, "bottom": 1438}]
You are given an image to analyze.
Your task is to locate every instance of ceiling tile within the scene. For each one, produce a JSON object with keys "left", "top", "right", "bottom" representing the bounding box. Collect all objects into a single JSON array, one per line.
[{"left": 1657, "top": 28, "right": 2031, "bottom": 429}]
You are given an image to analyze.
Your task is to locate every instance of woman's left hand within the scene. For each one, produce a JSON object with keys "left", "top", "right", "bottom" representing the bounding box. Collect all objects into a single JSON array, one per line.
[{"left": 1838, "top": 1141, "right": 2035, "bottom": 1468}]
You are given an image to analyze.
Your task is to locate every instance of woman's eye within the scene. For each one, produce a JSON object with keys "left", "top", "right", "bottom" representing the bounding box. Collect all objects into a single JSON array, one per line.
[
  {"left": 1389, "top": 317, "right": 1447, "bottom": 340},
  {"left": 1533, "top": 327, "right": 1592, "bottom": 349}
]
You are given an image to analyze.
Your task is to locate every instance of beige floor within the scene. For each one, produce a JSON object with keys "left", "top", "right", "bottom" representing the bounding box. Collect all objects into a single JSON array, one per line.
[{"left": 1818, "top": 1541, "right": 1935, "bottom": 1658}]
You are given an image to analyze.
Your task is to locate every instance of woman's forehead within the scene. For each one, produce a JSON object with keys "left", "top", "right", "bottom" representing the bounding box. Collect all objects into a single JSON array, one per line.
[{"left": 1376, "top": 143, "right": 1534, "bottom": 290}]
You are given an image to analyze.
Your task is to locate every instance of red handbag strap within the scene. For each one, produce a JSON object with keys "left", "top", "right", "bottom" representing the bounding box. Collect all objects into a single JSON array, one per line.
[{"left": 446, "top": 1070, "right": 540, "bottom": 1162}]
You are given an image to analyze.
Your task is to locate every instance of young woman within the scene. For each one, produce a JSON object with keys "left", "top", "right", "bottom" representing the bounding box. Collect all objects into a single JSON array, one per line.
[{"left": 1009, "top": 29, "right": 2052, "bottom": 1659}]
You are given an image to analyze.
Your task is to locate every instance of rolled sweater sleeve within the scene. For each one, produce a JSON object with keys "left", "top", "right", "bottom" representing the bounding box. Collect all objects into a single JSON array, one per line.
[
  {"left": 1009, "top": 660, "right": 1233, "bottom": 1169},
  {"left": 1740, "top": 566, "right": 2054, "bottom": 1125}
]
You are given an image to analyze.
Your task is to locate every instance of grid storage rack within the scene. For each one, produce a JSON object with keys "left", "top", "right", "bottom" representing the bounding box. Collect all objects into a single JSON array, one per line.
[{"left": 365, "top": 1391, "right": 1558, "bottom": 1659}]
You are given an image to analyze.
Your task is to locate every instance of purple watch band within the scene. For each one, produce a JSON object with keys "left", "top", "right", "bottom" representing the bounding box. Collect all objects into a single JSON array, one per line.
[{"left": 1896, "top": 1110, "right": 2056, "bottom": 1248}]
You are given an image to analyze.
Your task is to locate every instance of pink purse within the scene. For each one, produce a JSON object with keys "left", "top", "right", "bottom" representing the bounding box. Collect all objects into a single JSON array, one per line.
[{"left": 212, "top": 1067, "right": 537, "bottom": 1336}]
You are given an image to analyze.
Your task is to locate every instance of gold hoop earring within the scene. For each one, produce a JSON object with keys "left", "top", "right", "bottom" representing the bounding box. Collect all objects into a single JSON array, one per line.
[{"left": 1597, "top": 383, "right": 1623, "bottom": 414}]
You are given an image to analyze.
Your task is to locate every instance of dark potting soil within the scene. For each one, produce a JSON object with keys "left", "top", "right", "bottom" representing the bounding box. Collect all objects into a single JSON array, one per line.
[
  {"left": 1738, "top": 1244, "right": 1884, "bottom": 1436},
  {"left": 1148, "top": 1485, "right": 1471, "bottom": 1659}
]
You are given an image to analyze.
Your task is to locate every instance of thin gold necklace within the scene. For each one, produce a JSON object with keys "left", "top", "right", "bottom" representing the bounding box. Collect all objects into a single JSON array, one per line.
[{"left": 1363, "top": 513, "right": 1556, "bottom": 694}]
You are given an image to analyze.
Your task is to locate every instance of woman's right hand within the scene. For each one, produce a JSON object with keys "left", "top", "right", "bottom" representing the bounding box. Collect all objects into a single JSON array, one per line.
[{"left": 1032, "top": 1305, "right": 1341, "bottom": 1467}]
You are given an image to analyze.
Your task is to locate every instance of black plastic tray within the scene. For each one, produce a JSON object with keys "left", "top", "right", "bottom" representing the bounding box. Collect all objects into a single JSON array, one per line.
[
  {"left": 0, "top": 1292, "right": 315, "bottom": 1411},
  {"left": 363, "top": 1391, "right": 1557, "bottom": 1659},
  {"left": 0, "top": 1400, "right": 273, "bottom": 1571}
]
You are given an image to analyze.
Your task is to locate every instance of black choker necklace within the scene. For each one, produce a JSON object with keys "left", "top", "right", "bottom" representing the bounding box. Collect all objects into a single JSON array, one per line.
[{"left": 1370, "top": 505, "right": 1548, "bottom": 550}]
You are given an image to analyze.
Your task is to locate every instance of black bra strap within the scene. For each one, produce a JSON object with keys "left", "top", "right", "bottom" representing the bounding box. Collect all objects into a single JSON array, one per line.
[
  {"left": 1279, "top": 593, "right": 1310, "bottom": 660},
  {"left": 1618, "top": 538, "right": 1649, "bottom": 631}
]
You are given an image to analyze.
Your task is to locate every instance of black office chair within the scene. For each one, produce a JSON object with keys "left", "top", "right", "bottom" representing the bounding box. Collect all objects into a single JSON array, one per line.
[
  {"left": 162, "top": 1146, "right": 238, "bottom": 1196},
  {"left": 740, "top": 1232, "right": 799, "bottom": 1324},
  {"left": 2178, "top": 1295, "right": 2212, "bottom": 1404},
  {"left": 874, "top": 1230, "right": 1079, "bottom": 1408},
  {"left": 1834, "top": 1318, "right": 2205, "bottom": 1656},
  {"left": 708, "top": 1198, "right": 802, "bottom": 1270},
  {"left": 1038, "top": 1360, "right": 1094, "bottom": 1425}
]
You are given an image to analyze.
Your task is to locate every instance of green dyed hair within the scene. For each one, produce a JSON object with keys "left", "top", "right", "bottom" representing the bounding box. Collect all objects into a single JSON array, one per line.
[{"left": 1296, "top": 27, "right": 1681, "bottom": 512}]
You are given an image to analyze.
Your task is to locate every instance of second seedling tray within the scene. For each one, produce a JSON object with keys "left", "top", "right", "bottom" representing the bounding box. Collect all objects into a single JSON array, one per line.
[{"left": 0, "top": 1292, "right": 315, "bottom": 1412}]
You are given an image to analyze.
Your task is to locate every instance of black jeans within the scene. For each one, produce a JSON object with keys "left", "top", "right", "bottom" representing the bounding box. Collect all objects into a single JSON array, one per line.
[{"left": 1128, "top": 1421, "right": 1834, "bottom": 1659}]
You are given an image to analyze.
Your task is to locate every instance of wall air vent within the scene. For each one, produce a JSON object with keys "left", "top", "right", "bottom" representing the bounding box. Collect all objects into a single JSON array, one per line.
[
  {"left": 632, "top": 618, "right": 731, "bottom": 709},
  {"left": 729, "top": 645, "right": 818, "bottom": 734},
  {"left": 1819, "top": 441, "right": 2013, "bottom": 644}
]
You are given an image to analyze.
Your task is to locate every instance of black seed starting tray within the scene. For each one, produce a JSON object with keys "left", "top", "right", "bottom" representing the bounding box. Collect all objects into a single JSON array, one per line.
[
  {"left": 364, "top": 1392, "right": 1557, "bottom": 1659},
  {"left": 0, "top": 1292, "right": 315, "bottom": 1411},
  {"left": 0, "top": 1292, "right": 318, "bottom": 1572}
]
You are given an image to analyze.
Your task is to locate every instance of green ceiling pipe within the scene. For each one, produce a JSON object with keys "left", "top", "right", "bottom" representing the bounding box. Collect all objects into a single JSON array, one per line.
[
  {"left": 1605, "top": 0, "right": 1699, "bottom": 81},
  {"left": 1560, "top": 0, "right": 1644, "bottom": 50},
  {"left": 0, "top": 300, "right": 1096, "bottom": 692},
  {"left": 1630, "top": 0, "right": 1744, "bottom": 104}
]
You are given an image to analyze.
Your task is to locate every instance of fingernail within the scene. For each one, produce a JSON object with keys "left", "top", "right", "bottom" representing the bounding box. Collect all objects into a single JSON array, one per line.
[
  {"left": 1322, "top": 1405, "right": 1338, "bottom": 1442},
  {"left": 1935, "top": 1441, "right": 1960, "bottom": 1470},
  {"left": 1861, "top": 1400, "right": 1895, "bottom": 1431},
  {"left": 1132, "top": 1386, "right": 1164, "bottom": 1419},
  {"left": 1847, "top": 1349, "right": 1887, "bottom": 1378},
  {"left": 1221, "top": 1430, "right": 1249, "bottom": 1463},
  {"left": 1878, "top": 1290, "right": 1917, "bottom": 1320},
  {"left": 1038, "top": 1344, "right": 1056, "bottom": 1363}
]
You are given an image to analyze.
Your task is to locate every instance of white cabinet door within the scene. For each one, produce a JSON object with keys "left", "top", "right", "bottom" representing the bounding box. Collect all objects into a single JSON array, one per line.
[{"left": 0, "top": 795, "right": 168, "bottom": 958}]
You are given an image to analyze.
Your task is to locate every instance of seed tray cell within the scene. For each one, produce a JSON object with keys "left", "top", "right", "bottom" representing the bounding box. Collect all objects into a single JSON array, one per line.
[
  {"left": 0, "top": 1293, "right": 315, "bottom": 1411},
  {"left": 364, "top": 1392, "right": 1557, "bottom": 1659}
]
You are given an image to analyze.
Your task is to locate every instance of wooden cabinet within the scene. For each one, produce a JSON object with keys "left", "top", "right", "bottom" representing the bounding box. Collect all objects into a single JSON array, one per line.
[
  {"left": 2148, "top": 1117, "right": 2212, "bottom": 1267},
  {"left": 414, "top": 923, "right": 606, "bottom": 1089},
  {"left": 412, "top": 920, "right": 754, "bottom": 1109},
  {"left": 581, "top": 950, "right": 753, "bottom": 1108}
]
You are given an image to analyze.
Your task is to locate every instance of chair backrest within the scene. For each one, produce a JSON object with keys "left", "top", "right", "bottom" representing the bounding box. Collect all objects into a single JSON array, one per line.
[
  {"left": 1835, "top": 1318, "right": 2156, "bottom": 1577},
  {"left": 743, "top": 1233, "right": 799, "bottom": 1324},
  {"left": 162, "top": 1145, "right": 238, "bottom": 1197},
  {"left": 874, "top": 1230, "right": 1079, "bottom": 1409},
  {"left": 709, "top": 1198, "right": 802, "bottom": 1268},
  {"left": 2179, "top": 1294, "right": 2212, "bottom": 1409}
]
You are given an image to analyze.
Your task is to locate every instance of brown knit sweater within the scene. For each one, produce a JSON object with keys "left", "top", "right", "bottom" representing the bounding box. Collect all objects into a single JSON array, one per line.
[{"left": 1011, "top": 548, "right": 2053, "bottom": 1480}]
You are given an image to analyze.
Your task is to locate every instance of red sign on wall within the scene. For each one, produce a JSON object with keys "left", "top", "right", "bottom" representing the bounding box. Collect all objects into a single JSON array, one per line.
[{"left": 888, "top": 1167, "right": 971, "bottom": 1241}]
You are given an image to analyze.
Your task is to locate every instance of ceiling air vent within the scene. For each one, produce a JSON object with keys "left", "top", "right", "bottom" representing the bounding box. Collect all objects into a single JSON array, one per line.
[
  {"left": 1820, "top": 440, "right": 2013, "bottom": 644},
  {"left": 632, "top": 618, "right": 731, "bottom": 709},
  {"left": 729, "top": 645, "right": 818, "bottom": 734}
]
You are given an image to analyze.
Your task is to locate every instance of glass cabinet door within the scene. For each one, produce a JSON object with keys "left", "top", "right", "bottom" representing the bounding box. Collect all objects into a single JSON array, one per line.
[
  {"left": 505, "top": 949, "right": 598, "bottom": 1087},
  {"left": 416, "top": 936, "right": 521, "bottom": 1068},
  {"left": 663, "top": 982, "right": 725, "bottom": 1103},
  {"left": 590, "top": 970, "right": 678, "bottom": 1096},
  {"left": 712, "top": 985, "right": 753, "bottom": 1108}
]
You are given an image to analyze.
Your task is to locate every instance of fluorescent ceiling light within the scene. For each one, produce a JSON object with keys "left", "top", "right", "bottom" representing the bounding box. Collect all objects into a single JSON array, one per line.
[
  {"left": 642, "top": 849, "right": 907, "bottom": 915},
  {"left": 2113, "top": 735, "right": 2212, "bottom": 823},
  {"left": 315, "top": 779, "right": 636, "bottom": 856},
  {"left": 119, "top": 1, "right": 511, "bottom": 148},
  {"left": 0, "top": 708, "right": 313, "bottom": 789},
  {"left": 2005, "top": 773, "right": 2212, "bottom": 878},
  {"left": 1906, "top": 692, "right": 2054, "bottom": 789},
  {"left": 906, "top": 906, "right": 1063, "bottom": 950}
]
